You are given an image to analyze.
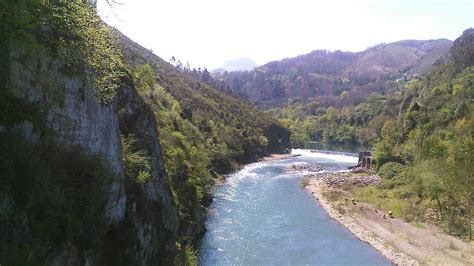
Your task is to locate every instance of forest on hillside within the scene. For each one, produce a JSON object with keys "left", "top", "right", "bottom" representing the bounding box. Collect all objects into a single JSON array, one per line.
[
  {"left": 270, "top": 29, "right": 474, "bottom": 240},
  {"left": 0, "top": 0, "right": 290, "bottom": 264},
  {"left": 211, "top": 39, "right": 452, "bottom": 108}
]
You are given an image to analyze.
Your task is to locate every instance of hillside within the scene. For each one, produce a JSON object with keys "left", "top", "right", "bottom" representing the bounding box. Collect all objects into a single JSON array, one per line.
[
  {"left": 118, "top": 32, "right": 290, "bottom": 161},
  {"left": 0, "top": 1, "right": 290, "bottom": 264},
  {"left": 268, "top": 28, "right": 473, "bottom": 247},
  {"left": 215, "top": 39, "right": 452, "bottom": 108}
]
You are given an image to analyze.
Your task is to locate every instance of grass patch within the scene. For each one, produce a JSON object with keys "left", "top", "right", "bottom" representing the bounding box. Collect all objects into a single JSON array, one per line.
[
  {"left": 322, "top": 189, "right": 346, "bottom": 202},
  {"left": 350, "top": 185, "right": 409, "bottom": 219}
]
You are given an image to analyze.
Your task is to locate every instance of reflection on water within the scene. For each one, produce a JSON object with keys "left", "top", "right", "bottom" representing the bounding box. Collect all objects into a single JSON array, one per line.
[{"left": 199, "top": 149, "right": 389, "bottom": 265}]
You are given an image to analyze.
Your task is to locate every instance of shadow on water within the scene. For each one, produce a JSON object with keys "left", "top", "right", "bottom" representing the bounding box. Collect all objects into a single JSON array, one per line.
[{"left": 200, "top": 149, "right": 389, "bottom": 265}]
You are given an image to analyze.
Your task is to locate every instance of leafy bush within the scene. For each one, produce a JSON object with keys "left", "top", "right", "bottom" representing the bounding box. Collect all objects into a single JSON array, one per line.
[
  {"left": 174, "top": 244, "right": 198, "bottom": 266},
  {"left": 378, "top": 162, "right": 407, "bottom": 180},
  {"left": 121, "top": 134, "right": 151, "bottom": 183},
  {"left": 3, "top": 0, "right": 123, "bottom": 104}
]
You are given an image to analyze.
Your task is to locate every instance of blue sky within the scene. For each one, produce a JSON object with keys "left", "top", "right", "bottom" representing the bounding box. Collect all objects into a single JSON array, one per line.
[{"left": 98, "top": 0, "right": 473, "bottom": 69}]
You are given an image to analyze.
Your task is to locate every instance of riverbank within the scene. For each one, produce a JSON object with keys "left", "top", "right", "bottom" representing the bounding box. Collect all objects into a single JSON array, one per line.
[{"left": 305, "top": 175, "right": 474, "bottom": 265}]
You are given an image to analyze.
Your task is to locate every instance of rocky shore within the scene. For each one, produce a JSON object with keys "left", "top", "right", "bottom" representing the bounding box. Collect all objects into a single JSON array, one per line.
[
  {"left": 314, "top": 171, "right": 381, "bottom": 187},
  {"left": 305, "top": 172, "right": 474, "bottom": 265}
]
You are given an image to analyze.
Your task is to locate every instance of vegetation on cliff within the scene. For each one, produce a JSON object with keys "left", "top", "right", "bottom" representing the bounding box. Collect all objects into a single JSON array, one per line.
[
  {"left": 0, "top": 0, "right": 291, "bottom": 264},
  {"left": 124, "top": 56, "right": 291, "bottom": 249},
  {"left": 0, "top": 0, "right": 123, "bottom": 104}
]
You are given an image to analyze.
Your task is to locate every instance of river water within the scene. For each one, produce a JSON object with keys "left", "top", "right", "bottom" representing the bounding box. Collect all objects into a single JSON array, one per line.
[{"left": 200, "top": 149, "right": 390, "bottom": 265}]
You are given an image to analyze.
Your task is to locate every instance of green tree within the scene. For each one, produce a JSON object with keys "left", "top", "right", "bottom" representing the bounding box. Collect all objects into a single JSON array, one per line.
[
  {"left": 446, "top": 136, "right": 474, "bottom": 239},
  {"left": 373, "top": 120, "right": 400, "bottom": 167},
  {"left": 451, "top": 28, "right": 474, "bottom": 70}
]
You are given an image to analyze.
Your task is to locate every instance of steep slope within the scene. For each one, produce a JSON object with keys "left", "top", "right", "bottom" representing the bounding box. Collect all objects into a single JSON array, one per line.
[
  {"left": 350, "top": 29, "right": 473, "bottom": 241},
  {"left": 118, "top": 32, "right": 291, "bottom": 160},
  {"left": 271, "top": 28, "right": 474, "bottom": 244},
  {"left": 1, "top": 2, "right": 180, "bottom": 264},
  {"left": 215, "top": 39, "right": 452, "bottom": 108},
  {"left": 0, "top": 1, "right": 290, "bottom": 265}
]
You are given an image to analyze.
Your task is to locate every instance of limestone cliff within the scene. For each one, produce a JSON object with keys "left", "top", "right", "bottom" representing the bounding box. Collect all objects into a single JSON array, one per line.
[
  {"left": 0, "top": 3, "right": 291, "bottom": 264},
  {"left": 2, "top": 45, "right": 180, "bottom": 265}
]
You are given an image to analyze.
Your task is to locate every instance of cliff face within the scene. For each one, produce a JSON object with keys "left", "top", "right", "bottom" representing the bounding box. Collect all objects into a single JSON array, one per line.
[
  {"left": 115, "top": 76, "right": 179, "bottom": 264},
  {"left": 1, "top": 3, "right": 290, "bottom": 263},
  {"left": 2, "top": 48, "right": 179, "bottom": 264},
  {"left": 10, "top": 52, "right": 127, "bottom": 225}
]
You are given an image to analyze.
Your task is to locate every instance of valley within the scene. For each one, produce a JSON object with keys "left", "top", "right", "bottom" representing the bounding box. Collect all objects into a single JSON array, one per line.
[{"left": 0, "top": 0, "right": 472, "bottom": 265}]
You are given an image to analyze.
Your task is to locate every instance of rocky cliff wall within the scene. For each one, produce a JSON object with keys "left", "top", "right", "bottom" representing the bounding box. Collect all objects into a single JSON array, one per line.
[{"left": 3, "top": 46, "right": 179, "bottom": 264}]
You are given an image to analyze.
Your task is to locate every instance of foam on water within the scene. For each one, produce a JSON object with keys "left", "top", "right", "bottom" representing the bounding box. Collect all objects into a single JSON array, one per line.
[
  {"left": 292, "top": 148, "right": 359, "bottom": 163},
  {"left": 200, "top": 149, "right": 389, "bottom": 265}
]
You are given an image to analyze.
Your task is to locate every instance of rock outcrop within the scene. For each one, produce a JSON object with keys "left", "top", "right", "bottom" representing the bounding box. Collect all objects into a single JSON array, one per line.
[
  {"left": 3, "top": 43, "right": 180, "bottom": 264},
  {"left": 10, "top": 52, "right": 127, "bottom": 226},
  {"left": 115, "top": 75, "right": 179, "bottom": 264}
]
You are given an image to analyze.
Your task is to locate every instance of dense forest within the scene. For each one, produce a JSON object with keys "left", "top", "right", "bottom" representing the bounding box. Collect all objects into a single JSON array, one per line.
[
  {"left": 364, "top": 29, "right": 473, "bottom": 240},
  {"left": 0, "top": 0, "right": 289, "bottom": 264},
  {"left": 270, "top": 29, "right": 473, "bottom": 240}
]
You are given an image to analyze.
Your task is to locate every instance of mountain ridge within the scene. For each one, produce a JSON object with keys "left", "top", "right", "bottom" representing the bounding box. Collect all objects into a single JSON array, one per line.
[{"left": 214, "top": 38, "right": 452, "bottom": 108}]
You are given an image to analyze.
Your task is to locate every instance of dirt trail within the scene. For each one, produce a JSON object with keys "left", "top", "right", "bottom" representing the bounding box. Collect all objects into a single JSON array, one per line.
[{"left": 306, "top": 178, "right": 474, "bottom": 265}]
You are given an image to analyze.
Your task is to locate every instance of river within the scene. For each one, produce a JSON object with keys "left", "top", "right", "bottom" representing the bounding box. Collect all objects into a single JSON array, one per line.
[{"left": 199, "top": 149, "right": 390, "bottom": 265}]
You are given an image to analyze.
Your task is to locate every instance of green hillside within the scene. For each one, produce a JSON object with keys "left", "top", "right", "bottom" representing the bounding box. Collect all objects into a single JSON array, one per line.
[
  {"left": 0, "top": 1, "right": 290, "bottom": 264},
  {"left": 118, "top": 33, "right": 291, "bottom": 168},
  {"left": 270, "top": 29, "right": 474, "bottom": 240}
]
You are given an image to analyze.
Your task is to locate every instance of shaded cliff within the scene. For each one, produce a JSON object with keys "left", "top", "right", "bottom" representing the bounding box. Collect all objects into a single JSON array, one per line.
[
  {"left": 0, "top": 1, "right": 177, "bottom": 264},
  {"left": 2, "top": 35, "right": 180, "bottom": 266},
  {"left": 1, "top": 1, "right": 291, "bottom": 265}
]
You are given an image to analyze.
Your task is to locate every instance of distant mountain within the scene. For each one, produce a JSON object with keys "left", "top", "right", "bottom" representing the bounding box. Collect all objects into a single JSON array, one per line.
[
  {"left": 212, "top": 57, "right": 258, "bottom": 73},
  {"left": 214, "top": 39, "right": 452, "bottom": 108}
]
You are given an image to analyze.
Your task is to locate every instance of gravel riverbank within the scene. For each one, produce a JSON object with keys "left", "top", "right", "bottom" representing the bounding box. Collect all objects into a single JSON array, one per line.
[{"left": 305, "top": 174, "right": 474, "bottom": 265}]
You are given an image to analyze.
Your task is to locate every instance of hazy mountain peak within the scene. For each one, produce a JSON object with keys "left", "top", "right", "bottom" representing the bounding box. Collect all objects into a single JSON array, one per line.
[{"left": 214, "top": 57, "right": 258, "bottom": 73}]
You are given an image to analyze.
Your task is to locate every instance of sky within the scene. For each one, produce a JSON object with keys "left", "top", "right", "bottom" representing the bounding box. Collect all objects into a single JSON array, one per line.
[{"left": 97, "top": 0, "right": 474, "bottom": 70}]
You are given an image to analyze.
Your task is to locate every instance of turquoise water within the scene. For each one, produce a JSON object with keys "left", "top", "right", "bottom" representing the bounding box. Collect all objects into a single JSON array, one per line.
[{"left": 200, "top": 149, "right": 390, "bottom": 265}]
